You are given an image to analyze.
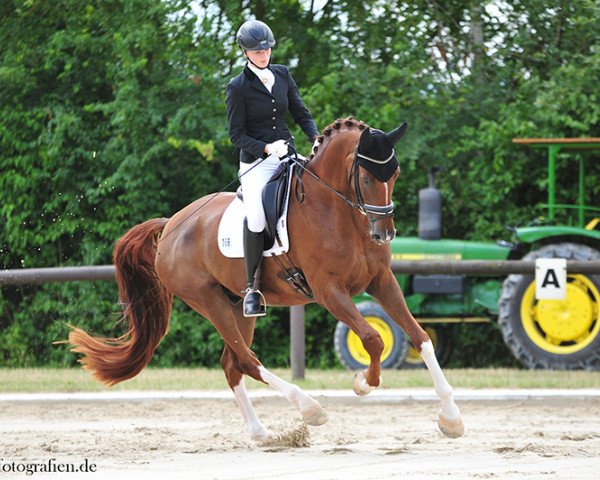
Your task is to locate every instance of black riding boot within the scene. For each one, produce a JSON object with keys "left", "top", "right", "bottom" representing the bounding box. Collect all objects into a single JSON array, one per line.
[{"left": 243, "top": 222, "right": 266, "bottom": 317}]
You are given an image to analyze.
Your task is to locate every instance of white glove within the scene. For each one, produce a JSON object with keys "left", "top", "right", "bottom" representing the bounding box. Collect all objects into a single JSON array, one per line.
[{"left": 265, "top": 139, "right": 288, "bottom": 158}]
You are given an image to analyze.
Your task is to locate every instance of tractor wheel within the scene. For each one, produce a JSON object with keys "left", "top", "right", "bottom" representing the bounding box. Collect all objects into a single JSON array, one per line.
[
  {"left": 401, "top": 325, "right": 453, "bottom": 369},
  {"left": 498, "top": 243, "right": 600, "bottom": 370},
  {"left": 334, "top": 302, "right": 408, "bottom": 370}
]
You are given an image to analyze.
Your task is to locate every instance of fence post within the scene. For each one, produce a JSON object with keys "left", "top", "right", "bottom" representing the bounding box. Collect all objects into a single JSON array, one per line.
[{"left": 290, "top": 305, "right": 305, "bottom": 380}]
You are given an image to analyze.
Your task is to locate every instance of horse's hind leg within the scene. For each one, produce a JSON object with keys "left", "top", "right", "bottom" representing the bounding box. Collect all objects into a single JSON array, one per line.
[
  {"left": 180, "top": 289, "right": 269, "bottom": 439},
  {"left": 223, "top": 305, "right": 327, "bottom": 427},
  {"left": 221, "top": 346, "right": 270, "bottom": 440},
  {"left": 183, "top": 287, "right": 327, "bottom": 431},
  {"left": 221, "top": 324, "right": 328, "bottom": 427},
  {"left": 368, "top": 271, "right": 465, "bottom": 438},
  {"left": 255, "top": 365, "right": 328, "bottom": 426},
  {"left": 219, "top": 312, "right": 270, "bottom": 440}
]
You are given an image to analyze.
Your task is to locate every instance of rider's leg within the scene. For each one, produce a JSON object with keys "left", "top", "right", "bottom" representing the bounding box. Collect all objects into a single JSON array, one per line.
[
  {"left": 242, "top": 220, "right": 265, "bottom": 316},
  {"left": 238, "top": 155, "right": 280, "bottom": 317}
]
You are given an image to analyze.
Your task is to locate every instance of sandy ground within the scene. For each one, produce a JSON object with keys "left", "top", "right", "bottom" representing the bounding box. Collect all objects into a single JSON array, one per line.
[{"left": 1, "top": 393, "right": 599, "bottom": 480}]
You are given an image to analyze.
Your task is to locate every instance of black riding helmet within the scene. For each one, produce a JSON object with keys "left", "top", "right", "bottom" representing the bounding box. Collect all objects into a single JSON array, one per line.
[{"left": 236, "top": 20, "right": 276, "bottom": 51}]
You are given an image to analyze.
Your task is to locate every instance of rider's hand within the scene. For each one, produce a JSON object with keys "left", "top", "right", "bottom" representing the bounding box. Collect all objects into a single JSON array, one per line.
[{"left": 265, "top": 139, "right": 288, "bottom": 158}]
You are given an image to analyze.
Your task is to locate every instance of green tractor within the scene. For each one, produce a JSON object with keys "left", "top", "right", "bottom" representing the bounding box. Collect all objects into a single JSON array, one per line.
[{"left": 334, "top": 138, "right": 600, "bottom": 370}]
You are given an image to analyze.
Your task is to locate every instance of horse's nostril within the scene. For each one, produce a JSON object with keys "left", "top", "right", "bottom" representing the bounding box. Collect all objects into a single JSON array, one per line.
[{"left": 371, "top": 233, "right": 381, "bottom": 241}]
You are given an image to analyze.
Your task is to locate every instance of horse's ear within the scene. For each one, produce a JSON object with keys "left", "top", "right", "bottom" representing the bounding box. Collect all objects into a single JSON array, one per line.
[
  {"left": 385, "top": 121, "right": 408, "bottom": 145},
  {"left": 359, "top": 127, "right": 373, "bottom": 150}
]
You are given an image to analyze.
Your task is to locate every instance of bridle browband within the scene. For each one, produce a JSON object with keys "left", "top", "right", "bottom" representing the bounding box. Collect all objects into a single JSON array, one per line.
[
  {"left": 356, "top": 148, "right": 396, "bottom": 164},
  {"left": 289, "top": 143, "right": 395, "bottom": 223}
]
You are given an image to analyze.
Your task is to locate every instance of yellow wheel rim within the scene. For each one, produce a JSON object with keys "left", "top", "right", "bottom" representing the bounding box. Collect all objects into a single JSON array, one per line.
[
  {"left": 521, "top": 274, "right": 600, "bottom": 355},
  {"left": 405, "top": 327, "right": 438, "bottom": 365},
  {"left": 346, "top": 315, "right": 394, "bottom": 365}
]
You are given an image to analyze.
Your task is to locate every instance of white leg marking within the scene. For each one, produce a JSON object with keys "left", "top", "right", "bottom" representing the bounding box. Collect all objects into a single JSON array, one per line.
[
  {"left": 233, "top": 379, "right": 270, "bottom": 440},
  {"left": 420, "top": 340, "right": 465, "bottom": 437},
  {"left": 258, "top": 366, "right": 328, "bottom": 426}
]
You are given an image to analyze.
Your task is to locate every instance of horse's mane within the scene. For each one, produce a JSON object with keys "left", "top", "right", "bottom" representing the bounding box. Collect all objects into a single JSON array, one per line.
[{"left": 309, "top": 116, "right": 369, "bottom": 161}]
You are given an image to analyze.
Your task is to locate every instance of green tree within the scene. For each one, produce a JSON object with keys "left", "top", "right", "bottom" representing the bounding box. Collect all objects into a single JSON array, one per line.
[{"left": 1, "top": 0, "right": 599, "bottom": 369}]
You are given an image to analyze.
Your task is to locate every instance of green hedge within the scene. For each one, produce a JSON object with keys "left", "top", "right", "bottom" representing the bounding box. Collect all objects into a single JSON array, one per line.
[
  {"left": 2, "top": 1, "right": 599, "bottom": 368},
  {"left": 0, "top": 280, "right": 514, "bottom": 369}
]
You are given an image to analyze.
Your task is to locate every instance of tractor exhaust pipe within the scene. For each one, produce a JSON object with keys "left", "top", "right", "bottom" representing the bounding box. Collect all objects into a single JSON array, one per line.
[{"left": 418, "top": 167, "right": 442, "bottom": 240}]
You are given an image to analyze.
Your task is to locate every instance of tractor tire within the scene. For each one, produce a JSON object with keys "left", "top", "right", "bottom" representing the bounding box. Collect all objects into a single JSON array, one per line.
[
  {"left": 498, "top": 243, "right": 600, "bottom": 370},
  {"left": 401, "top": 325, "right": 453, "bottom": 369},
  {"left": 334, "top": 302, "right": 408, "bottom": 370}
]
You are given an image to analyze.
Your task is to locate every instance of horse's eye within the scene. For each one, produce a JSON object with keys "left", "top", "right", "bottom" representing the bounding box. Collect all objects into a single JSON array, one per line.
[{"left": 361, "top": 176, "right": 371, "bottom": 185}]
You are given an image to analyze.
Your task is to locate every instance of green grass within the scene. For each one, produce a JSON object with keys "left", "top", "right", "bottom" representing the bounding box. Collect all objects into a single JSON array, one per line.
[{"left": 0, "top": 368, "right": 599, "bottom": 393}]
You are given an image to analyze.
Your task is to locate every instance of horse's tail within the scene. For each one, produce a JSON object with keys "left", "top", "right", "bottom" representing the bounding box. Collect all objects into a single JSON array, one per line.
[{"left": 68, "top": 217, "right": 172, "bottom": 386}]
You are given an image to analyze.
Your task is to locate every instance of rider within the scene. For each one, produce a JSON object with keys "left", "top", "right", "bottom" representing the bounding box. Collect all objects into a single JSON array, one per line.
[{"left": 226, "top": 19, "right": 319, "bottom": 317}]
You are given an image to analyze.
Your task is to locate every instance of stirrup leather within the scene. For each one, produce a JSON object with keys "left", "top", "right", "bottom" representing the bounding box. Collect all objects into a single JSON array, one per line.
[{"left": 243, "top": 288, "right": 267, "bottom": 317}]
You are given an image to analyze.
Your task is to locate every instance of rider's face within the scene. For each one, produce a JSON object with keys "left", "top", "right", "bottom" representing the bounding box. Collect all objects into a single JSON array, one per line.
[{"left": 245, "top": 48, "right": 271, "bottom": 68}]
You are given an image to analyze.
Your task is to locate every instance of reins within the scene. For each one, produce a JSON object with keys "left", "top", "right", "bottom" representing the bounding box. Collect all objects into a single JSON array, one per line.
[
  {"left": 159, "top": 135, "right": 394, "bottom": 245},
  {"left": 289, "top": 144, "right": 394, "bottom": 222},
  {"left": 289, "top": 146, "right": 361, "bottom": 211}
]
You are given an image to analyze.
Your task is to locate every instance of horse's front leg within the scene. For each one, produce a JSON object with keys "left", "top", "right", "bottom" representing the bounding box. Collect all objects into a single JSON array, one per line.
[
  {"left": 368, "top": 271, "right": 465, "bottom": 438},
  {"left": 320, "top": 287, "right": 384, "bottom": 395}
]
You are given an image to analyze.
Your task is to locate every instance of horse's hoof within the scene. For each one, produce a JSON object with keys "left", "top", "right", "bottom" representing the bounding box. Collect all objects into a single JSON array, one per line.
[
  {"left": 353, "top": 371, "right": 381, "bottom": 396},
  {"left": 438, "top": 414, "right": 465, "bottom": 438},
  {"left": 250, "top": 430, "right": 273, "bottom": 442},
  {"left": 301, "top": 403, "right": 328, "bottom": 426},
  {"left": 250, "top": 427, "right": 273, "bottom": 441}
]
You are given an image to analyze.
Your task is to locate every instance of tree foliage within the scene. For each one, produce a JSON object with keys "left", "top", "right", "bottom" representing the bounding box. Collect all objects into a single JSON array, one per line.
[{"left": 1, "top": 0, "right": 599, "bottom": 368}]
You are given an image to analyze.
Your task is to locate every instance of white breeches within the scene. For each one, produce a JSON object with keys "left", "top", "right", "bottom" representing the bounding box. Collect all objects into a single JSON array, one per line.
[{"left": 239, "top": 154, "right": 282, "bottom": 233}]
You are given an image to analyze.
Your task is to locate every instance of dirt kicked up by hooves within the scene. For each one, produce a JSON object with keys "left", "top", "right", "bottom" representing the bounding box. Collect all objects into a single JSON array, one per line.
[{"left": 257, "top": 423, "right": 311, "bottom": 448}]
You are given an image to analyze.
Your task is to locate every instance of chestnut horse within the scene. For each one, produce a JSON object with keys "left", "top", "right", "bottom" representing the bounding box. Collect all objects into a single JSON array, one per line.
[{"left": 68, "top": 117, "right": 464, "bottom": 440}]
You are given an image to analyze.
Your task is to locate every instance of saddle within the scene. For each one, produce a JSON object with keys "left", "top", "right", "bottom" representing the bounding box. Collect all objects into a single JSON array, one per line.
[
  {"left": 221, "top": 159, "right": 296, "bottom": 258},
  {"left": 262, "top": 160, "right": 293, "bottom": 246},
  {"left": 219, "top": 156, "right": 313, "bottom": 299},
  {"left": 233, "top": 158, "right": 297, "bottom": 249}
]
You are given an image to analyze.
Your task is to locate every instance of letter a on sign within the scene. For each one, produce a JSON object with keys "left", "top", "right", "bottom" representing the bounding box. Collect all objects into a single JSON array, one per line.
[{"left": 535, "top": 258, "right": 566, "bottom": 300}]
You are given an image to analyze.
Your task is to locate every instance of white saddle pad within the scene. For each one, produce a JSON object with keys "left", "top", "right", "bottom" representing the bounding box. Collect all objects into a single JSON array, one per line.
[{"left": 217, "top": 172, "right": 294, "bottom": 259}]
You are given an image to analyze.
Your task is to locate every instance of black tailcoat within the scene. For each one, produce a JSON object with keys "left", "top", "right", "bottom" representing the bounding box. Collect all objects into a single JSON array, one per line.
[{"left": 226, "top": 64, "right": 319, "bottom": 163}]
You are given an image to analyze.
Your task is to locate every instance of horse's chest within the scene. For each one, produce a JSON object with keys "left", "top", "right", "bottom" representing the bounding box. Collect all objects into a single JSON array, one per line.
[{"left": 336, "top": 254, "right": 381, "bottom": 290}]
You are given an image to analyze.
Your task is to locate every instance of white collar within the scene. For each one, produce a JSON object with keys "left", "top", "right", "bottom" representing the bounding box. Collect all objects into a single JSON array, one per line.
[
  {"left": 247, "top": 62, "right": 273, "bottom": 77},
  {"left": 247, "top": 62, "right": 274, "bottom": 92}
]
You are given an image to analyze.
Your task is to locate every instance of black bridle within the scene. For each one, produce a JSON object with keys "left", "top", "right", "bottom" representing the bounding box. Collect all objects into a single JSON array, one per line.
[
  {"left": 351, "top": 145, "right": 395, "bottom": 223},
  {"left": 289, "top": 144, "right": 395, "bottom": 224}
]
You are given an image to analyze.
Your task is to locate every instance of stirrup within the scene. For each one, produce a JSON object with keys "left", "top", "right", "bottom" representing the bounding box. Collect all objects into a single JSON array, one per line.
[{"left": 243, "top": 288, "right": 267, "bottom": 317}]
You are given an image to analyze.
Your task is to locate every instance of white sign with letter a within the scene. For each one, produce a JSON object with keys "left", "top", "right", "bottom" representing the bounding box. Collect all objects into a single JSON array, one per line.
[{"left": 535, "top": 258, "right": 566, "bottom": 300}]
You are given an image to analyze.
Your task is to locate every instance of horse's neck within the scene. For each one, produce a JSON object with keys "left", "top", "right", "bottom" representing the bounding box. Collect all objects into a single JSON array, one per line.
[
  {"left": 300, "top": 132, "right": 369, "bottom": 237},
  {"left": 308, "top": 131, "right": 356, "bottom": 194}
]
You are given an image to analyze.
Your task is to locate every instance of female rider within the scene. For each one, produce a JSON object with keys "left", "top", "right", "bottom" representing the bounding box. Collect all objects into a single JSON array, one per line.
[{"left": 226, "top": 19, "right": 319, "bottom": 317}]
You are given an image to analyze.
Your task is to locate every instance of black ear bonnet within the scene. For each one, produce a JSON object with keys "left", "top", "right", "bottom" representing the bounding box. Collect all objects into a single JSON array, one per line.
[{"left": 356, "top": 122, "right": 407, "bottom": 182}]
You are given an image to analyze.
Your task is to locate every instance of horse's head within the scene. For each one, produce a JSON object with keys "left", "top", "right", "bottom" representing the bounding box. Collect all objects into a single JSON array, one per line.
[
  {"left": 309, "top": 117, "right": 407, "bottom": 245},
  {"left": 352, "top": 122, "right": 407, "bottom": 244}
]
